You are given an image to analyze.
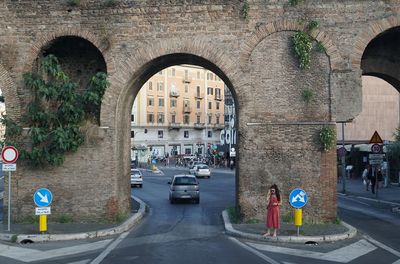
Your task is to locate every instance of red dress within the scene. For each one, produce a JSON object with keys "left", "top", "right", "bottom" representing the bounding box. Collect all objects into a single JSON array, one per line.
[{"left": 266, "top": 195, "right": 280, "bottom": 229}]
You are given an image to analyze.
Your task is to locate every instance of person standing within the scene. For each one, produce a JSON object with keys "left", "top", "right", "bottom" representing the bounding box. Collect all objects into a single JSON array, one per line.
[
  {"left": 263, "top": 184, "right": 281, "bottom": 237},
  {"left": 362, "top": 164, "right": 372, "bottom": 191}
]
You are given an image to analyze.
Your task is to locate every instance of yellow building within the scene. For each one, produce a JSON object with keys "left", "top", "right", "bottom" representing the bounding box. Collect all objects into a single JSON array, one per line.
[{"left": 131, "top": 65, "right": 225, "bottom": 162}]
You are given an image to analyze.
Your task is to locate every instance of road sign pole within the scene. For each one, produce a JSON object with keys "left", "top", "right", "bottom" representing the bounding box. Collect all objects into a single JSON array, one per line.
[
  {"left": 7, "top": 171, "right": 11, "bottom": 232},
  {"left": 341, "top": 122, "right": 346, "bottom": 194}
]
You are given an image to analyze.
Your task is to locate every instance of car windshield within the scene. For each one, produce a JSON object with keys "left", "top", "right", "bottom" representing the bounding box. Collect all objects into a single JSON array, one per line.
[
  {"left": 131, "top": 170, "right": 141, "bottom": 176},
  {"left": 173, "top": 177, "right": 197, "bottom": 185},
  {"left": 197, "top": 165, "right": 208, "bottom": 169}
]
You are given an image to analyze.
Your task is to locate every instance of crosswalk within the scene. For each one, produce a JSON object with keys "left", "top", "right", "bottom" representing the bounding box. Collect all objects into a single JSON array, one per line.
[{"left": 231, "top": 236, "right": 400, "bottom": 264}]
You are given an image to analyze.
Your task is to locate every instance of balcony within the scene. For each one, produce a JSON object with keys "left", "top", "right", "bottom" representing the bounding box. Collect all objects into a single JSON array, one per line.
[
  {"left": 194, "top": 123, "right": 205, "bottom": 129},
  {"left": 212, "top": 124, "right": 224, "bottom": 130},
  {"left": 169, "top": 122, "right": 182, "bottom": 130},
  {"left": 195, "top": 92, "right": 204, "bottom": 99},
  {"left": 182, "top": 76, "right": 192, "bottom": 83},
  {"left": 215, "top": 94, "right": 223, "bottom": 101},
  {"left": 183, "top": 106, "right": 192, "bottom": 113},
  {"left": 170, "top": 91, "right": 180, "bottom": 97}
]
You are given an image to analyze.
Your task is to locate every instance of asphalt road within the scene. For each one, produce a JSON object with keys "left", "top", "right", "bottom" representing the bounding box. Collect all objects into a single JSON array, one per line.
[{"left": 0, "top": 167, "right": 399, "bottom": 264}]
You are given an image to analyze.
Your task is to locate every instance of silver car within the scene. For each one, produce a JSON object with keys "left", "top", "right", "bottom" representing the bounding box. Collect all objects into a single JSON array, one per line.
[
  {"left": 130, "top": 169, "right": 143, "bottom": 188},
  {"left": 168, "top": 174, "right": 200, "bottom": 204},
  {"left": 194, "top": 164, "right": 211, "bottom": 178}
]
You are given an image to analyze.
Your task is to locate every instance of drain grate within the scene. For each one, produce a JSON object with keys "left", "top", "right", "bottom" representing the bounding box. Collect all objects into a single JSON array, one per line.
[
  {"left": 20, "top": 239, "right": 34, "bottom": 244},
  {"left": 305, "top": 241, "right": 318, "bottom": 245}
]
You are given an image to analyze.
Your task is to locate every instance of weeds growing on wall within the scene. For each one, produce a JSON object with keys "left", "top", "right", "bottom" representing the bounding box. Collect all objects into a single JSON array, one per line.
[
  {"left": 66, "top": 0, "right": 80, "bottom": 6},
  {"left": 319, "top": 126, "right": 336, "bottom": 151},
  {"left": 1, "top": 54, "right": 109, "bottom": 167},
  {"left": 292, "top": 31, "right": 313, "bottom": 69},
  {"left": 240, "top": 1, "right": 250, "bottom": 19},
  {"left": 302, "top": 88, "right": 314, "bottom": 103},
  {"left": 289, "top": 0, "right": 304, "bottom": 6}
]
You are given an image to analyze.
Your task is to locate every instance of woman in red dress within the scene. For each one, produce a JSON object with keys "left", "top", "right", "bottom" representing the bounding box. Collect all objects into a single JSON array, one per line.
[{"left": 263, "top": 184, "right": 281, "bottom": 237}]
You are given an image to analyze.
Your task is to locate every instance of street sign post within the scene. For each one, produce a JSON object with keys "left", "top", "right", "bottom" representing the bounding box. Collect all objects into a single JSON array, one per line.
[
  {"left": 34, "top": 188, "right": 53, "bottom": 233},
  {"left": 289, "top": 188, "right": 308, "bottom": 236},
  {"left": 1, "top": 146, "right": 19, "bottom": 232}
]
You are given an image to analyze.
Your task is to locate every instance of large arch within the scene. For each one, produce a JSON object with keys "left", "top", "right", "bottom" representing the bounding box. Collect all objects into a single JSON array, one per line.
[{"left": 111, "top": 51, "right": 241, "bottom": 211}]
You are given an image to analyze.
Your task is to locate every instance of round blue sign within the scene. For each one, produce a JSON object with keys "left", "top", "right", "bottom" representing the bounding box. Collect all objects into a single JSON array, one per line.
[
  {"left": 289, "top": 188, "right": 308, "bottom": 209},
  {"left": 34, "top": 188, "right": 53, "bottom": 207}
]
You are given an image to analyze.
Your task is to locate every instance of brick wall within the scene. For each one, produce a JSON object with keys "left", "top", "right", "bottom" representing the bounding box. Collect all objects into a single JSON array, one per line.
[{"left": 0, "top": 0, "right": 397, "bottom": 223}]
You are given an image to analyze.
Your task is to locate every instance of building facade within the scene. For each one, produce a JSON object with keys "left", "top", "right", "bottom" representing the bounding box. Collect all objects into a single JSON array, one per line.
[{"left": 131, "top": 65, "right": 225, "bottom": 163}]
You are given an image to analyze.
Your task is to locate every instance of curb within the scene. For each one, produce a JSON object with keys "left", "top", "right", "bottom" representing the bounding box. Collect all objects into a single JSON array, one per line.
[
  {"left": 0, "top": 195, "right": 146, "bottom": 243},
  {"left": 222, "top": 210, "right": 357, "bottom": 243}
]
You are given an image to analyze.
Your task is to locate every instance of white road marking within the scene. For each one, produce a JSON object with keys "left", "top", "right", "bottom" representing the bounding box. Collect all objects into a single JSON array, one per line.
[
  {"left": 246, "top": 239, "right": 377, "bottom": 263},
  {"left": 339, "top": 195, "right": 370, "bottom": 206},
  {"left": 90, "top": 231, "right": 130, "bottom": 264},
  {"left": 0, "top": 239, "right": 112, "bottom": 262},
  {"left": 68, "top": 259, "right": 91, "bottom": 264},
  {"left": 364, "top": 235, "right": 400, "bottom": 258},
  {"left": 228, "top": 237, "right": 280, "bottom": 264}
]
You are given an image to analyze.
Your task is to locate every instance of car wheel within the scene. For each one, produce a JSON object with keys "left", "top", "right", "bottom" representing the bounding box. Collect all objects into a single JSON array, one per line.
[
  {"left": 195, "top": 198, "right": 200, "bottom": 204},
  {"left": 139, "top": 184, "right": 143, "bottom": 188}
]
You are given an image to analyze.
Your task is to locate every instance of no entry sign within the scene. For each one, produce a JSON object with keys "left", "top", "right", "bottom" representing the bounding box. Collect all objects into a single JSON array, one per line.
[{"left": 1, "top": 146, "right": 19, "bottom": 164}]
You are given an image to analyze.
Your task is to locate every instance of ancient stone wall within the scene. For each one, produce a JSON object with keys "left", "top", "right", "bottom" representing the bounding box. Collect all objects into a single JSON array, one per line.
[{"left": 0, "top": 0, "right": 398, "bottom": 222}]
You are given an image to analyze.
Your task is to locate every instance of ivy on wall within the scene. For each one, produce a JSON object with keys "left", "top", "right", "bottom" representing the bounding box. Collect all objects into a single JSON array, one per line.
[
  {"left": 240, "top": 0, "right": 250, "bottom": 19},
  {"left": 1, "top": 55, "right": 109, "bottom": 167},
  {"left": 319, "top": 127, "right": 336, "bottom": 151}
]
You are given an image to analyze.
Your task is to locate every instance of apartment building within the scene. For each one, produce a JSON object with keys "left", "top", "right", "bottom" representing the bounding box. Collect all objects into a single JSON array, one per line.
[{"left": 131, "top": 65, "right": 225, "bottom": 162}]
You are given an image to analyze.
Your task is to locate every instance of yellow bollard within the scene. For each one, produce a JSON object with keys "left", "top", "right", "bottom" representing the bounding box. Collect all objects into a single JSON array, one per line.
[
  {"left": 39, "top": 215, "right": 47, "bottom": 233},
  {"left": 294, "top": 208, "right": 302, "bottom": 226}
]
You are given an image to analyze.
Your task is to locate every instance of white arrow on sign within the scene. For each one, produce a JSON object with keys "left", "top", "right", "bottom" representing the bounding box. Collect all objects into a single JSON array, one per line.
[
  {"left": 37, "top": 191, "right": 49, "bottom": 204},
  {"left": 291, "top": 194, "right": 305, "bottom": 204}
]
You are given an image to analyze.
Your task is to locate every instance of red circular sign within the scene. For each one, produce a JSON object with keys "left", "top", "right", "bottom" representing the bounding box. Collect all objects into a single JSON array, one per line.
[
  {"left": 1, "top": 146, "right": 19, "bottom": 163},
  {"left": 371, "top": 144, "right": 382, "bottom": 154}
]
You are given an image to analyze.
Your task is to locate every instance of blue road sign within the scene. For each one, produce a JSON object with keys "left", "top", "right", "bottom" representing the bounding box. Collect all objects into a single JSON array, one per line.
[
  {"left": 34, "top": 188, "right": 53, "bottom": 207},
  {"left": 289, "top": 188, "right": 308, "bottom": 209}
]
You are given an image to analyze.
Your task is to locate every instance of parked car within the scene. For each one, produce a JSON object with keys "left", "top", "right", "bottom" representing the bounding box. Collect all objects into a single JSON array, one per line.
[
  {"left": 130, "top": 169, "right": 143, "bottom": 188},
  {"left": 189, "top": 161, "right": 205, "bottom": 170},
  {"left": 194, "top": 164, "right": 211, "bottom": 178},
  {"left": 168, "top": 174, "right": 200, "bottom": 204}
]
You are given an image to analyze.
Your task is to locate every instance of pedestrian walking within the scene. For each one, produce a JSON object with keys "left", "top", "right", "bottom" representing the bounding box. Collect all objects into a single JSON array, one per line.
[
  {"left": 263, "top": 184, "right": 281, "bottom": 237},
  {"left": 362, "top": 164, "right": 372, "bottom": 191},
  {"left": 377, "top": 167, "right": 383, "bottom": 190}
]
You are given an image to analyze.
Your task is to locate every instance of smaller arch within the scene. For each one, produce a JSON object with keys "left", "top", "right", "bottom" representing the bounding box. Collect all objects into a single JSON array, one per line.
[
  {"left": 23, "top": 28, "right": 114, "bottom": 74},
  {"left": 239, "top": 18, "right": 342, "bottom": 71},
  {"left": 351, "top": 15, "right": 400, "bottom": 70}
]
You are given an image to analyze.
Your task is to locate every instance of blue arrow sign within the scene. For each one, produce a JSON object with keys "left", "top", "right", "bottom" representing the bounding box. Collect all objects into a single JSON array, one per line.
[
  {"left": 34, "top": 188, "right": 53, "bottom": 207},
  {"left": 289, "top": 188, "right": 308, "bottom": 209}
]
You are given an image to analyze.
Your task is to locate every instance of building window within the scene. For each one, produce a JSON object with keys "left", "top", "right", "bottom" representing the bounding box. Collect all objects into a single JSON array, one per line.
[
  {"left": 216, "top": 102, "right": 220, "bottom": 110},
  {"left": 184, "top": 100, "right": 190, "bottom": 108},
  {"left": 157, "top": 82, "right": 164, "bottom": 92},
  {"left": 197, "top": 115, "right": 201, "bottom": 123},
  {"left": 131, "top": 131, "right": 135, "bottom": 138},
  {"left": 148, "top": 113, "right": 154, "bottom": 123},
  {"left": 207, "top": 87, "right": 213, "bottom": 95},
  {"left": 197, "top": 86, "right": 200, "bottom": 94},
  {"left": 208, "top": 102, "right": 212, "bottom": 110},
  {"left": 158, "top": 98, "right": 164, "bottom": 107},
  {"left": 185, "top": 85, "right": 189, "bottom": 93},
  {"left": 170, "top": 98, "right": 177, "bottom": 107},
  {"left": 158, "top": 130, "right": 163, "bottom": 138},
  {"left": 184, "top": 114, "right": 190, "bottom": 124},
  {"left": 216, "top": 116, "right": 220, "bottom": 124},
  {"left": 197, "top": 100, "right": 200, "bottom": 109},
  {"left": 185, "top": 148, "right": 191, "bottom": 155},
  {"left": 148, "top": 97, "right": 154, "bottom": 106},
  {"left": 197, "top": 71, "right": 200, "bottom": 79},
  {"left": 171, "top": 68, "right": 175, "bottom": 76},
  {"left": 208, "top": 115, "right": 212, "bottom": 124},
  {"left": 131, "top": 114, "right": 134, "bottom": 122},
  {"left": 184, "top": 130, "right": 189, "bottom": 138},
  {"left": 158, "top": 113, "right": 164, "bottom": 123},
  {"left": 148, "top": 81, "right": 153, "bottom": 90},
  {"left": 208, "top": 131, "right": 212, "bottom": 138},
  {"left": 207, "top": 72, "right": 214, "bottom": 80},
  {"left": 171, "top": 114, "right": 176, "bottom": 123},
  {"left": 185, "top": 70, "right": 189, "bottom": 80}
]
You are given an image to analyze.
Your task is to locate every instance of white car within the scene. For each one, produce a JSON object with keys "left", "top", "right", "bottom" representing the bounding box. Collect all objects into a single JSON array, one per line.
[
  {"left": 194, "top": 164, "right": 211, "bottom": 178},
  {"left": 131, "top": 169, "right": 143, "bottom": 188}
]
